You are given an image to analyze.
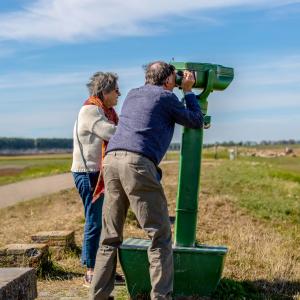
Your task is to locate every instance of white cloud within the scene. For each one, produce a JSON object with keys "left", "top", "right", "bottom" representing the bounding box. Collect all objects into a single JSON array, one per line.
[
  {"left": 0, "top": 71, "right": 86, "bottom": 89},
  {"left": 202, "top": 54, "right": 300, "bottom": 114},
  {"left": 0, "top": 66, "right": 144, "bottom": 90},
  {"left": 237, "top": 54, "right": 300, "bottom": 86},
  {"left": 208, "top": 90, "right": 300, "bottom": 115},
  {"left": 204, "top": 114, "right": 299, "bottom": 143},
  {"left": 0, "top": 57, "right": 299, "bottom": 140},
  {"left": 1, "top": 54, "right": 300, "bottom": 115},
  {"left": 0, "top": 0, "right": 299, "bottom": 42},
  {"left": 0, "top": 109, "right": 75, "bottom": 138}
]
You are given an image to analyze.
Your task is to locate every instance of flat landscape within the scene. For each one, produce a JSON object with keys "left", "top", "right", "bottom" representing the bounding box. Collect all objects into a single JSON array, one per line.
[
  {"left": 0, "top": 147, "right": 299, "bottom": 299},
  {"left": 0, "top": 154, "right": 71, "bottom": 186}
]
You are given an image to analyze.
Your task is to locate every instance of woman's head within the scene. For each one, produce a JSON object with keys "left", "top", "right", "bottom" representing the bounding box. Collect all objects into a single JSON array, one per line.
[{"left": 87, "top": 72, "right": 121, "bottom": 108}]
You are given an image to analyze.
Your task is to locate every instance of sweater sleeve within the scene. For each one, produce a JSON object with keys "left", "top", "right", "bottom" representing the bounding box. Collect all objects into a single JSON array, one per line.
[
  {"left": 90, "top": 107, "right": 116, "bottom": 141},
  {"left": 164, "top": 92, "right": 203, "bottom": 129}
]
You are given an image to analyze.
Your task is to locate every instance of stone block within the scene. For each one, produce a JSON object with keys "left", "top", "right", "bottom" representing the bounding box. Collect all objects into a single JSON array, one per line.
[
  {"left": 31, "top": 230, "right": 76, "bottom": 250},
  {"left": 0, "top": 243, "right": 49, "bottom": 271},
  {"left": 0, "top": 267, "right": 37, "bottom": 300}
]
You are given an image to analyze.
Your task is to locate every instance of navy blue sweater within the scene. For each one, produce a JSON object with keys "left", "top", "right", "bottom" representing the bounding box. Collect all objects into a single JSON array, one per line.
[{"left": 106, "top": 84, "right": 203, "bottom": 165}]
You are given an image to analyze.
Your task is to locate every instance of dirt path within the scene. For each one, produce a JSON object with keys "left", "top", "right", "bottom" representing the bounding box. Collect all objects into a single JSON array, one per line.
[
  {"left": 0, "top": 173, "right": 74, "bottom": 209},
  {"left": 0, "top": 160, "right": 210, "bottom": 210}
]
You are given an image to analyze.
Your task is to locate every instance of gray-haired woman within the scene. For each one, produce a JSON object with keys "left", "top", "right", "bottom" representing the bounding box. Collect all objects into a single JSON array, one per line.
[{"left": 71, "top": 72, "right": 121, "bottom": 286}]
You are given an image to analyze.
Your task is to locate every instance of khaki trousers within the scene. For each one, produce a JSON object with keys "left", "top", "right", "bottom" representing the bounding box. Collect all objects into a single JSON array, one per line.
[{"left": 89, "top": 151, "right": 173, "bottom": 300}]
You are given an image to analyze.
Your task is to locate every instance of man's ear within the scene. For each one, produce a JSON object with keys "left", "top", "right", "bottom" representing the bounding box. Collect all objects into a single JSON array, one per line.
[{"left": 164, "top": 77, "right": 170, "bottom": 87}]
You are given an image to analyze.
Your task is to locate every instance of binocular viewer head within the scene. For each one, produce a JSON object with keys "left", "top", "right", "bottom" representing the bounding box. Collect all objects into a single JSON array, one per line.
[{"left": 170, "top": 62, "right": 234, "bottom": 91}]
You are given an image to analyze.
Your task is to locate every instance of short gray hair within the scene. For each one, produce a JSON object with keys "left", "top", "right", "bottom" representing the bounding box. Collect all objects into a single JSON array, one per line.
[
  {"left": 87, "top": 72, "right": 118, "bottom": 99},
  {"left": 144, "top": 61, "right": 175, "bottom": 86}
]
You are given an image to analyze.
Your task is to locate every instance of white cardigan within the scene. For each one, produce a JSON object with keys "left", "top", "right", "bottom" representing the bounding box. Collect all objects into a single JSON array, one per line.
[{"left": 71, "top": 105, "right": 116, "bottom": 172}]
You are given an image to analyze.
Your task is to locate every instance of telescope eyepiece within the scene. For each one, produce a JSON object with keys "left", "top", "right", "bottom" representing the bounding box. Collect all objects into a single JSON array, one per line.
[
  {"left": 175, "top": 70, "right": 184, "bottom": 87},
  {"left": 171, "top": 62, "right": 234, "bottom": 91}
]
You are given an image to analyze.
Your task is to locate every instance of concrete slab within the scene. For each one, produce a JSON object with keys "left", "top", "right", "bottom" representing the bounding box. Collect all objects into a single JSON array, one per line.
[
  {"left": 31, "top": 230, "right": 75, "bottom": 248},
  {"left": 0, "top": 267, "right": 37, "bottom": 300},
  {"left": 0, "top": 244, "right": 49, "bottom": 270}
]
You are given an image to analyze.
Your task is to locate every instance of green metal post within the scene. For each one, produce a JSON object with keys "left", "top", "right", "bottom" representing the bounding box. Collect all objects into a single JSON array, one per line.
[{"left": 174, "top": 70, "right": 214, "bottom": 247}]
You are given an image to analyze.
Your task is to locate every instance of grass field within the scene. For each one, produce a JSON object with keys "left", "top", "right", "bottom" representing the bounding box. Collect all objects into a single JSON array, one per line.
[
  {"left": 0, "top": 154, "right": 72, "bottom": 185},
  {"left": 0, "top": 148, "right": 299, "bottom": 299}
]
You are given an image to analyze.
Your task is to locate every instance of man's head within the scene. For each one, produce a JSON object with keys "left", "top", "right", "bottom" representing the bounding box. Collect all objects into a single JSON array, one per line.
[
  {"left": 87, "top": 72, "right": 121, "bottom": 108},
  {"left": 145, "top": 61, "right": 176, "bottom": 91}
]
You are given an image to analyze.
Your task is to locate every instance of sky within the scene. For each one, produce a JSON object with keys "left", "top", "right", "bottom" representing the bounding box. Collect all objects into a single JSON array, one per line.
[{"left": 0, "top": 0, "right": 299, "bottom": 143}]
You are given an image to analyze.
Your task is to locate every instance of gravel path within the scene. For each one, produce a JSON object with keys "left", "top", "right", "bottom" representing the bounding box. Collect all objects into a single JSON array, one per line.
[
  {"left": 0, "top": 160, "right": 179, "bottom": 210},
  {"left": 0, "top": 173, "right": 74, "bottom": 209}
]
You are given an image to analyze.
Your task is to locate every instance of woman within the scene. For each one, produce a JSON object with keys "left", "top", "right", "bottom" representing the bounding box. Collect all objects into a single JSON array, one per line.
[{"left": 71, "top": 72, "right": 120, "bottom": 286}]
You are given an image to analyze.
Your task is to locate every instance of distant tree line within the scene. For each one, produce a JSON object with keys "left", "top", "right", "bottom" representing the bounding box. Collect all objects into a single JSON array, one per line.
[
  {"left": 0, "top": 137, "right": 299, "bottom": 152},
  {"left": 0, "top": 137, "right": 73, "bottom": 150},
  {"left": 203, "top": 139, "right": 300, "bottom": 148},
  {"left": 171, "top": 139, "right": 300, "bottom": 150},
  {"left": 36, "top": 138, "right": 73, "bottom": 149}
]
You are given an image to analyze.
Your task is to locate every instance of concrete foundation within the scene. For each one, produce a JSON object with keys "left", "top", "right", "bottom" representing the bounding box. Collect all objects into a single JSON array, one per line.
[{"left": 0, "top": 267, "right": 37, "bottom": 300}]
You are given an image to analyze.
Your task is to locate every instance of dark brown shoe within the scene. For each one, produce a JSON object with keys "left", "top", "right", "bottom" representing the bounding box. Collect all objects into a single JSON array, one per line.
[{"left": 115, "top": 272, "right": 125, "bottom": 285}]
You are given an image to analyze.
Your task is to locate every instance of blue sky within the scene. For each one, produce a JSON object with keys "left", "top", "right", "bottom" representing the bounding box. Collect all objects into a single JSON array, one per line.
[{"left": 0, "top": 0, "right": 299, "bottom": 143}]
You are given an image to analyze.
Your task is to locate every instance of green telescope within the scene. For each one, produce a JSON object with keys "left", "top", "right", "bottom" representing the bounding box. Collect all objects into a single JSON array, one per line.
[
  {"left": 173, "top": 62, "right": 234, "bottom": 91},
  {"left": 171, "top": 61, "right": 234, "bottom": 247}
]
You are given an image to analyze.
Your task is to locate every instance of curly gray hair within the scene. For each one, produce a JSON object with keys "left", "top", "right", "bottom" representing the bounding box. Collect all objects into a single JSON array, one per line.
[{"left": 86, "top": 72, "right": 119, "bottom": 99}]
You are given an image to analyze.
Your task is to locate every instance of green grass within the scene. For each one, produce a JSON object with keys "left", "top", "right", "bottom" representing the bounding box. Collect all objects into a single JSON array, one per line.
[
  {"left": 202, "top": 148, "right": 229, "bottom": 159},
  {"left": 112, "top": 277, "right": 298, "bottom": 300},
  {"left": 212, "top": 278, "right": 262, "bottom": 300},
  {"left": 269, "top": 169, "right": 300, "bottom": 184},
  {"left": 1, "top": 151, "right": 299, "bottom": 299},
  {"left": 163, "top": 149, "right": 229, "bottom": 161},
  {"left": 0, "top": 154, "right": 72, "bottom": 185},
  {"left": 163, "top": 151, "right": 180, "bottom": 161},
  {"left": 240, "top": 155, "right": 300, "bottom": 174},
  {"left": 203, "top": 158, "right": 300, "bottom": 240},
  {"left": 0, "top": 153, "right": 71, "bottom": 162},
  {"left": 130, "top": 148, "right": 300, "bottom": 238}
]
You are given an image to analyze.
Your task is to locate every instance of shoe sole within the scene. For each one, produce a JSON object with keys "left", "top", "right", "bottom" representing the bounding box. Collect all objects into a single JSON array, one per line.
[{"left": 114, "top": 280, "right": 125, "bottom": 286}]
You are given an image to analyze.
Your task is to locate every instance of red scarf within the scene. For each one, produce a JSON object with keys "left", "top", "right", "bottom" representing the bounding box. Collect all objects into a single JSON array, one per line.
[{"left": 84, "top": 96, "right": 118, "bottom": 203}]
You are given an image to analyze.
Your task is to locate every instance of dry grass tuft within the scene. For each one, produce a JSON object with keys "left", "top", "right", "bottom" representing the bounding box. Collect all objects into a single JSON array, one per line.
[
  {"left": 164, "top": 160, "right": 299, "bottom": 299},
  {"left": 0, "top": 189, "right": 84, "bottom": 247}
]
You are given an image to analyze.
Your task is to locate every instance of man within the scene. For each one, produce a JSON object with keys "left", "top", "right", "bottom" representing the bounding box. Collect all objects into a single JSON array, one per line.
[{"left": 90, "top": 61, "right": 203, "bottom": 300}]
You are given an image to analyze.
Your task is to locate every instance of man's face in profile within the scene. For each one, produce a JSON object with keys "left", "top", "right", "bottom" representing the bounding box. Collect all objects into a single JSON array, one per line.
[{"left": 164, "top": 71, "right": 176, "bottom": 91}]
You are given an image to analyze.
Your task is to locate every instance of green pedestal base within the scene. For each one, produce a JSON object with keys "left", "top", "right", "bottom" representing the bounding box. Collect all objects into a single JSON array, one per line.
[{"left": 119, "top": 238, "right": 228, "bottom": 299}]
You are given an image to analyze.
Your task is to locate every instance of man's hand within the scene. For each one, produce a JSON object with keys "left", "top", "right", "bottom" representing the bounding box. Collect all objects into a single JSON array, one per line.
[{"left": 181, "top": 71, "right": 195, "bottom": 92}]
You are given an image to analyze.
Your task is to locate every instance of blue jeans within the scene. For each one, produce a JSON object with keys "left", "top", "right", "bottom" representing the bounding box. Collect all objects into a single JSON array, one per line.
[{"left": 73, "top": 171, "right": 104, "bottom": 269}]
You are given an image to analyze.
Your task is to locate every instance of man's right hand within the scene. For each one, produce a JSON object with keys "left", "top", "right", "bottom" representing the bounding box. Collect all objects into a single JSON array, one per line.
[{"left": 181, "top": 71, "right": 195, "bottom": 92}]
